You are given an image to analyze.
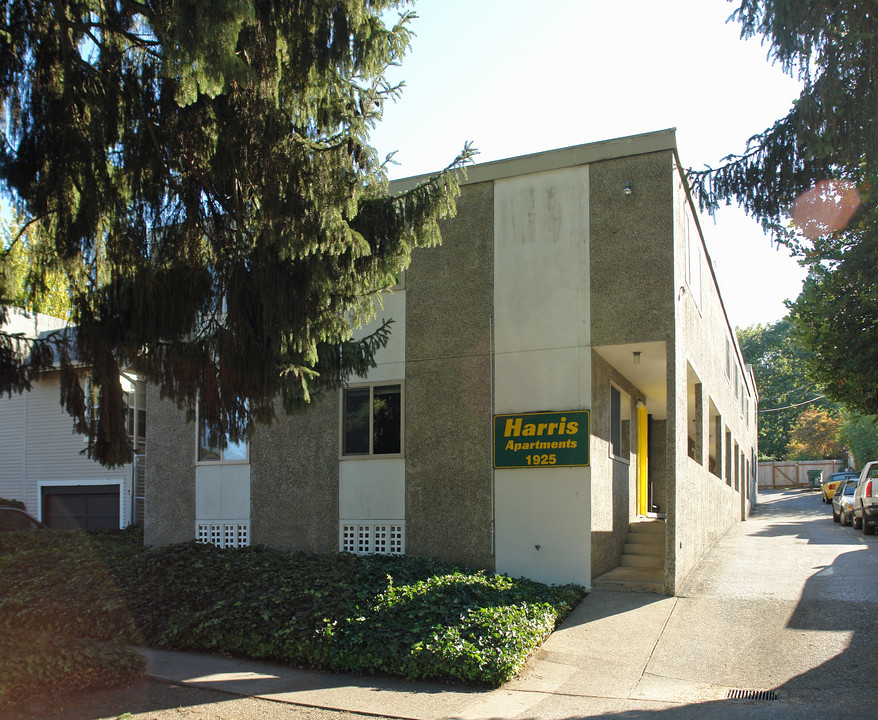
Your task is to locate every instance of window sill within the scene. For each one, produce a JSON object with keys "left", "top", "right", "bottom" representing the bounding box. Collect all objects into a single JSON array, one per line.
[{"left": 340, "top": 454, "right": 404, "bottom": 461}]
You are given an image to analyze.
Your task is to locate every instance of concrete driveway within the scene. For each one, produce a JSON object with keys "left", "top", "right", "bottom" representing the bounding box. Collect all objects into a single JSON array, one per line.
[{"left": 10, "top": 488, "right": 876, "bottom": 719}]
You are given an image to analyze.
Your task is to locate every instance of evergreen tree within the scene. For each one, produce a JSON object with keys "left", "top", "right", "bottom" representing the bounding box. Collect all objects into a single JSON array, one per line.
[
  {"left": 2, "top": 214, "right": 72, "bottom": 319},
  {"left": 0, "top": 0, "right": 474, "bottom": 466},
  {"left": 690, "top": 1, "right": 878, "bottom": 414}
]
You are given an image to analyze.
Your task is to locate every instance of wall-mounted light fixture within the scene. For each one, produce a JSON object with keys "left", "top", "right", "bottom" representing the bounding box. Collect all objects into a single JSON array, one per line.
[
  {"left": 623, "top": 182, "right": 633, "bottom": 195},
  {"left": 633, "top": 351, "right": 641, "bottom": 365}
]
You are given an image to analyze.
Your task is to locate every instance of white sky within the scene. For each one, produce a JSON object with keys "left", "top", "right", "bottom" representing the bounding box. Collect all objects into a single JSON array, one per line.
[{"left": 370, "top": 0, "right": 808, "bottom": 330}]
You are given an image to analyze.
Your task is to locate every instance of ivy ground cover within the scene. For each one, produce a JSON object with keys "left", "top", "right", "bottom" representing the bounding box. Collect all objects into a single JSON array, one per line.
[{"left": 0, "top": 529, "right": 584, "bottom": 704}]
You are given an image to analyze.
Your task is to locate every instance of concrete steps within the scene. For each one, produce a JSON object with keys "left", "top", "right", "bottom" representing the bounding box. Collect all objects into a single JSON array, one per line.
[{"left": 593, "top": 519, "right": 666, "bottom": 594}]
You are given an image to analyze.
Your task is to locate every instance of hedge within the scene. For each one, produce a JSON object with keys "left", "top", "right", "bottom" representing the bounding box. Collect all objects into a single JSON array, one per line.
[{"left": 0, "top": 528, "right": 584, "bottom": 704}]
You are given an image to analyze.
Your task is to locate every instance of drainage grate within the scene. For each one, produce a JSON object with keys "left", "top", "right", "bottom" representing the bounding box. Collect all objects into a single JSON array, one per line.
[{"left": 727, "top": 689, "right": 779, "bottom": 702}]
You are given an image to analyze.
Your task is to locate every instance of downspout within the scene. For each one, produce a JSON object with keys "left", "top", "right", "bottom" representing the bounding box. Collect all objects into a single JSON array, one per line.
[{"left": 489, "top": 313, "right": 495, "bottom": 558}]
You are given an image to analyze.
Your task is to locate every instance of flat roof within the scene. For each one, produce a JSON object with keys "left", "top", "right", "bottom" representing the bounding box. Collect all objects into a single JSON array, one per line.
[{"left": 389, "top": 128, "right": 678, "bottom": 193}]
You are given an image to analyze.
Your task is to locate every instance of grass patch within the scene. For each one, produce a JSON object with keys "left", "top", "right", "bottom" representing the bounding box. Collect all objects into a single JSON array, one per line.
[{"left": 0, "top": 528, "right": 583, "bottom": 703}]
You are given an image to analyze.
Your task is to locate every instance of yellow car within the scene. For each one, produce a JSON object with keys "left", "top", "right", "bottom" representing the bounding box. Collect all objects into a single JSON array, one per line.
[{"left": 822, "top": 471, "right": 858, "bottom": 503}]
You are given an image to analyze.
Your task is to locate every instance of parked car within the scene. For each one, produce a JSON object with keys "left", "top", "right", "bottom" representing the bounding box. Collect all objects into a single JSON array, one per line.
[
  {"left": 0, "top": 506, "right": 45, "bottom": 531},
  {"left": 833, "top": 478, "right": 859, "bottom": 525},
  {"left": 852, "top": 461, "right": 878, "bottom": 535},
  {"left": 822, "top": 471, "right": 858, "bottom": 503}
]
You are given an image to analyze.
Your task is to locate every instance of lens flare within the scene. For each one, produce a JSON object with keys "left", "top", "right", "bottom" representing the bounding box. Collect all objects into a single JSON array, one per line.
[{"left": 792, "top": 180, "right": 861, "bottom": 238}]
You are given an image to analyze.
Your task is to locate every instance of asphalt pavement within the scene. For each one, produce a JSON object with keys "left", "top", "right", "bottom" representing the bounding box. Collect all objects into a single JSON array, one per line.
[{"left": 8, "top": 488, "right": 876, "bottom": 719}]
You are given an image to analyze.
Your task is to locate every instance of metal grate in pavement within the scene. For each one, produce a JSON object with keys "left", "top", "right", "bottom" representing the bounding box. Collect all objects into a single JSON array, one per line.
[{"left": 727, "top": 689, "right": 779, "bottom": 701}]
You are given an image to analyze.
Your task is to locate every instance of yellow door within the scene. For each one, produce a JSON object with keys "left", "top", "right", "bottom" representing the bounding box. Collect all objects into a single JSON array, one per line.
[{"left": 637, "top": 403, "right": 649, "bottom": 516}]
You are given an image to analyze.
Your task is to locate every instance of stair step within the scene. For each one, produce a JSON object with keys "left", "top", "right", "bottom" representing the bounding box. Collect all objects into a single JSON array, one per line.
[
  {"left": 626, "top": 530, "right": 664, "bottom": 544},
  {"left": 629, "top": 520, "right": 666, "bottom": 534},
  {"left": 621, "top": 554, "right": 665, "bottom": 569},
  {"left": 592, "top": 566, "right": 665, "bottom": 595},
  {"left": 624, "top": 542, "right": 664, "bottom": 556}
]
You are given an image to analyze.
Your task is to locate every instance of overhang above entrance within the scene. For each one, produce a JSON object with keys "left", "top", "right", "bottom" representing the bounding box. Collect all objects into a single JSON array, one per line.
[{"left": 594, "top": 341, "right": 667, "bottom": 419}]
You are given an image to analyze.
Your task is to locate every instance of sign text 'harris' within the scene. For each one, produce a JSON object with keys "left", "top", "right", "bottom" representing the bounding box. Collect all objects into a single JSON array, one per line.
[{"left": 493, "top": 410, "right": 590, "bottom": 469}]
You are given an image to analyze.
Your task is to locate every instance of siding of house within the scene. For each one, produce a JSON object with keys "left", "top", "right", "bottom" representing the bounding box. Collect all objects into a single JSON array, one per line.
[
  {"left": 0, "top": 373, "right": 130, "bottom": 523},
  {"left": 0, "top": 392, "right": 27, "bottom": 504}
]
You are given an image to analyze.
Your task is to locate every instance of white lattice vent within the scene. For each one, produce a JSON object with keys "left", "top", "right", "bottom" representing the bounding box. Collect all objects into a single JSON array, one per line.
[
  {"left": 340, "top": 520, "right": 404, "bottom": 555},
  {"left": 196, "top": 520, "right": 250, "bottom": 548}
]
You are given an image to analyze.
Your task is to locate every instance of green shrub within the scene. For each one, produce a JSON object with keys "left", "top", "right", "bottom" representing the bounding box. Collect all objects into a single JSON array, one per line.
[
  {"left": 0, "top": 533, "right": 585, "bottom": 691},
  {"left": 0, "top": 497, "right": 26, "bottom": 510},
  {"left": 0, "top": 629, "right": 144, "bottom": 707}
]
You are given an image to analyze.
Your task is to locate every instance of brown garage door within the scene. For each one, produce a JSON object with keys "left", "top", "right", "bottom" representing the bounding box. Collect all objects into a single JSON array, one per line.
[{"left": 41, "top": 485, "right": 120, "bottom": 530}]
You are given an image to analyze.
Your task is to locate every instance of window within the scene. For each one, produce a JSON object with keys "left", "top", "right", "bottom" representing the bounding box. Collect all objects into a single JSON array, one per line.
[
  {"left": 343, "top": 384, "right": 402, "bottom": 456},
  {"left": 124, "top": 381, "right": 147, "bottom": 443},
  {"left": 724, "top": 337, "right": 732, "bottom": 380},
  {"left": 610, "top": 385, "right": 630, "bottom": 461},
  {"left": 684, "top": 208, "right": 702, "bottom": 309},
  {"left": 197, "top": 403, "right": 248, "bottom": 462}
]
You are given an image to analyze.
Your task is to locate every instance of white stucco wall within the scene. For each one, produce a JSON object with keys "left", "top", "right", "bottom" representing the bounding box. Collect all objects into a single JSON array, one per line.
[{"left": 493, "top": 165, "right": 592, "bottom": 586}]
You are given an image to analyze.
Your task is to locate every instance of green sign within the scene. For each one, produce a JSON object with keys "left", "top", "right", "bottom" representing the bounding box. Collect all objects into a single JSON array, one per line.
[{"left": 493, "top": 410, "right": 590, "bottom": 469}]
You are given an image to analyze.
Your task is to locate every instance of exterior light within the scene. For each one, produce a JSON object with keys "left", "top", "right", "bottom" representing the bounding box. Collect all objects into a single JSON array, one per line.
[
  {"left": 633, "top": 351, "right": 641, "bottom": 365},
  {"left": 624, "top": 182, "right": 633, "bottom": 195}
]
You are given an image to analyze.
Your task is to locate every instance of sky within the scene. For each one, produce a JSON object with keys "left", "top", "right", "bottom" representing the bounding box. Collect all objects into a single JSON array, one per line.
[{"left": 368, "top": 0, "right": 809, "bottom": 330}]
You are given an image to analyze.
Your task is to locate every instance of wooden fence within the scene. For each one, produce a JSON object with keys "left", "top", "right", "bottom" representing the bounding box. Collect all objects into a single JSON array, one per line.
[{"left": 757, "top": 460, "right": 845, "bottom": 489}]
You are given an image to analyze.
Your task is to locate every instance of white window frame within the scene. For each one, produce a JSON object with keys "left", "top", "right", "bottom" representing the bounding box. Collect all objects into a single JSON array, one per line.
[
  {"left": 609, "top": 384, "right": 631, "bottom": 464},
  {"left": 340, "top": 382, "right": 404, "bottom": 459}
]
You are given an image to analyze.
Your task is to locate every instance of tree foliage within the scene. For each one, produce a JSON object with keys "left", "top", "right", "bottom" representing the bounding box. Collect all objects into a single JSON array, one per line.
[
  {"left": 785, "top": 407, "right": 844, "bottom": 460},
  {"left": 839, "top": 410, "right": 878, "bottom": 469},
  {"left": 1, "top": 214, "right": 72, "bottom": 318},
  {"left": 691, "top": 1, "right": 878, "bottom": 415},
  {"left": 0, "top": 0, "right": 474, "bottom": 466},
  {"left": 737, "top": 319, "right": 832, "bottom": 460}
]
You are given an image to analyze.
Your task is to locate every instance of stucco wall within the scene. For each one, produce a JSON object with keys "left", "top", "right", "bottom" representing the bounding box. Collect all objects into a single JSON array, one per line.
[
  {"left": 589, "top": 151, "right": 675, "bottom": 347},
  {"left": 405, "top": 180, "right": 494, "bottom": 569},
  {"left": 251, "top": 395, "right": 339, "bottom": 552},
  {"left": 668, "top": 163, "right": 758, "bottom": 592},
  {"left": 144, "top": 386, "right": 196, "bottom": 545}
]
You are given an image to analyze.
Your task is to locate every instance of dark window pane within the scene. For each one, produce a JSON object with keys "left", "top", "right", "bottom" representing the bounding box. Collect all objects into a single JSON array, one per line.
[
  {"left": 373, "top": 385, "right": 401, "bottom": 455},
  {"left": 610, "top": 386, "right": 621, "bottom": 457},
  {"left": 344, "top": 388, "right": 371, "bottom": 455}
]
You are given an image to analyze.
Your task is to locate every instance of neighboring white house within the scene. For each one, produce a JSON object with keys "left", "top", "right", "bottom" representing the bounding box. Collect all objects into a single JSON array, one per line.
[{"left": 0, "top": 308, "right": 146, "bottom": 529}]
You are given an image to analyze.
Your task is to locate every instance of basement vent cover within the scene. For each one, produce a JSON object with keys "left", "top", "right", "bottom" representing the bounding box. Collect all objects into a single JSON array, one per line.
[{"left": 726, "top": 689, "right": 779, "bottom": 702}]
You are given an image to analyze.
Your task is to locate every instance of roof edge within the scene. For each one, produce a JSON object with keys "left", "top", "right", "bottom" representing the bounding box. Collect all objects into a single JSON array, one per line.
[{"left": 389, "top": 128, "right": 678, "bottom": 193}]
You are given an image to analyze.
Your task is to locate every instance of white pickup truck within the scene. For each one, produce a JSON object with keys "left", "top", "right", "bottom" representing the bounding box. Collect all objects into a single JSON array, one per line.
[{"left": 852, "top": 461, "right": 878, "bottom": 535}]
